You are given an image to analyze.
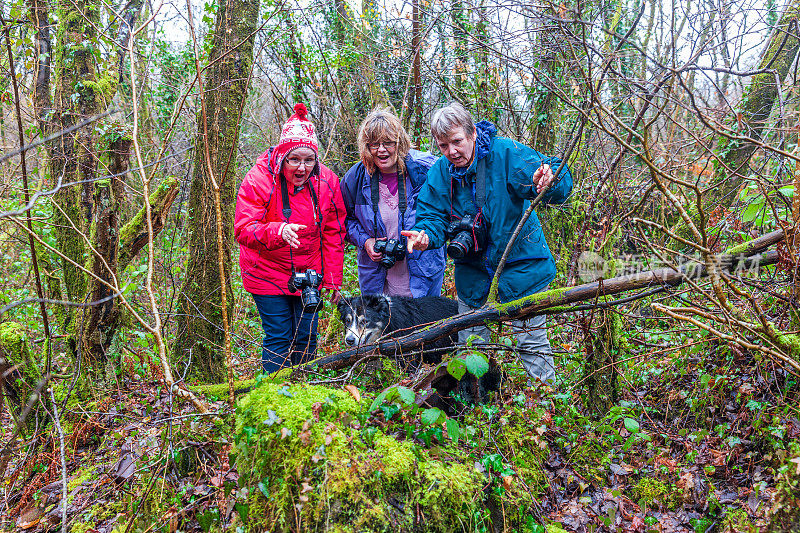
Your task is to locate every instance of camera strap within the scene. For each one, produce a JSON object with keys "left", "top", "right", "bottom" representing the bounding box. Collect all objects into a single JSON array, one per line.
[
  {"left": 451, "top": 157, "right": 488, "bottom": 217},
  {"left": 474, "top": 158, "right": 487, "bottom": 210},
  {"left": 370, "top": 168, "right": 407, "bottom": 238},
  {"left": 279, "top": 173, "right": 325, "bottom": 280}
]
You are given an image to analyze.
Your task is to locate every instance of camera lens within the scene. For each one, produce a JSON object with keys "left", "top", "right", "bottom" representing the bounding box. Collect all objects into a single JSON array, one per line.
[
  {"left": 300, "top": 286, "right": 322, "bottom": 312},
  {"left": 447, "top": 231, "right": 472, "bottom": 259}
]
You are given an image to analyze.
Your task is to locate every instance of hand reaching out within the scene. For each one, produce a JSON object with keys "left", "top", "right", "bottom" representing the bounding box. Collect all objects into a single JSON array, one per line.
[
  {"left": 400, "top": 230, "right": 429, "bottom": 253},
  {"left": 532, "top": 163, "right": 554, "bottom": 193},
  {"left": 281, "top": 223, "right": 306, "bottom": 248}
]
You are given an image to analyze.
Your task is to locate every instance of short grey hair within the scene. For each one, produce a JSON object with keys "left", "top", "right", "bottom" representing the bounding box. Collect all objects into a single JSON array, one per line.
[{"left": 430, "top": 101, "right": 476, "bottom": 141}]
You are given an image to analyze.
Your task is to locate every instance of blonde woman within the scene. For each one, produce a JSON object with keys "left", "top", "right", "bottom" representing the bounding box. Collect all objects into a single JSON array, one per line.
[{"left": 341, "top": 109, "right": 445, "bottom": 296}]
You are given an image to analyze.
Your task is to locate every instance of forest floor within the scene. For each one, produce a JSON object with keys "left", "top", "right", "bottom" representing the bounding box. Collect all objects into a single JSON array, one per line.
[{"left": 2, "top": 312, "right": 800, "bottom": 532}]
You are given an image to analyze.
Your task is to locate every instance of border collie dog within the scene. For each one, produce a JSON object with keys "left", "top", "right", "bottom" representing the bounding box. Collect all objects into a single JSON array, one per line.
[
  {"left": 337, "top": 294, "right": 459, "bottom": 363},
  {"left": 337, "top": 294, "right": 502, "bottom": 405}
]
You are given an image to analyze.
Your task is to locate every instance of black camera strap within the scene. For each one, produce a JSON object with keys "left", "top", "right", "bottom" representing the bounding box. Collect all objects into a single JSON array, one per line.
[
  {"left": 370, "top": 167, "right": 407, "bottom": 239},
  {"left": 279, "top": 173, "right": 325, "bottom": 280},
  {"left": 475, "top": 158, "right": 487, "bottom": 210},
  {"left": 450, "top": 157, "right": 487, "bottom": 216}
]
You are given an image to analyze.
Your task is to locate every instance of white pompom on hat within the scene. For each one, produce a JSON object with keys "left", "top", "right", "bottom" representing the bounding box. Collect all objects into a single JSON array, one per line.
[{"left": 271, "top": 103, "right": 320, "bottom": 171}]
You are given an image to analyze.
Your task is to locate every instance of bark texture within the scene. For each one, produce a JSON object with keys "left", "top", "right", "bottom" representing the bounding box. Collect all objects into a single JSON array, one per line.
[{"left": 173, "top": 0, "right": 260, "bottom": 382}]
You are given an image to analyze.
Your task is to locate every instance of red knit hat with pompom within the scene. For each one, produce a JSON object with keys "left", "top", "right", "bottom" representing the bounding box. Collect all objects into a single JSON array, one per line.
[{"left": 271, "top": 103, "right": 319, "bottom": 171}]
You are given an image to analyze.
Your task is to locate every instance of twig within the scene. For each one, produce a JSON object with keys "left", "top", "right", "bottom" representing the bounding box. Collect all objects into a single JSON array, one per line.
[
  {"left": 47, "top": 386, "right": 67, "bottom": 533},
  {"left": 3, "top": 23, "right": 51, "bottom": 373},
  {"left": 0, "top": 109, "right": 114, "bottom": 165}
]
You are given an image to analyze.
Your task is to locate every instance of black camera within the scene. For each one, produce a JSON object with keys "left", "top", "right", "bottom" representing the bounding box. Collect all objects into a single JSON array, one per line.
[
  {"left": 373, "top": 238, "right": 406, "bottom": 269},
  {"left": 444, "top": 212, "right": 488, "bottom": 259},
  {"left": 288, "top": 269, "right": 323, "bottom": 312}
]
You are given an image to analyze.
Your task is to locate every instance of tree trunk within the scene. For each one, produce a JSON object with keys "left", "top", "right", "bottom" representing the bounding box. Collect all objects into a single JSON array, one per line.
[
  {"left": 711, "top": 0, "right": 800, "bottom": 205},
  {"left": 451, "top": 0, "right": 469, "bottom": 102},
  {"left": 173, "top": 0, "right": 260, "bottom": 383},
  {"left": 37, "top": 0, "right": 156, "bottom": 395}
]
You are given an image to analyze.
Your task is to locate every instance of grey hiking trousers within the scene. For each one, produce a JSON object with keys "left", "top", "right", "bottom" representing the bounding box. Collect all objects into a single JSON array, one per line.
[{"left": 457, "top": 299, "right": 555, "bottom": 384}]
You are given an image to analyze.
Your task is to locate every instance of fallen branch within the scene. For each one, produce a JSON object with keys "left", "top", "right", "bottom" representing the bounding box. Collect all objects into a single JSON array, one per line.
[
  {"left": 308, "top": 249, "right": 780, "bottom": 370},
  {"left": 117, "top": 176, "right": 180, "bottom": 271}
]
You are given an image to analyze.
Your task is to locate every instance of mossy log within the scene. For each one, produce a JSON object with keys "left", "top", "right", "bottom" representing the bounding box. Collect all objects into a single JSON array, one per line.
[
  {"left": 117, "top": 176, "right": 179, "bottom": 271},
  {"left": 310, "top": 250, "right": 780, "bottom": 370}
]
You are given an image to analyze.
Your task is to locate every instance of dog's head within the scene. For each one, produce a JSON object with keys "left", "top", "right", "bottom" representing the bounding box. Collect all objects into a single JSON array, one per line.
[{"left": 337, "top": 295, "right": 389, "bottom": 347}]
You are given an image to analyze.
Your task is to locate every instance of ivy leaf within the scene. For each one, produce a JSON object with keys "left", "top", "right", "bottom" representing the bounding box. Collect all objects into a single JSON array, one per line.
[
  {"left": 421, "top": 408, "right": 445, "bottom": 427},
  {"left": 465, "top": 352, "right": 489, "bottom": 378},
  {"left": 741, "top": 201, "right": 764, "bottom": 223},
  {"left": 446, "top": 418, "right": 461, "bottom": 443},
  {"left": 623, "top": 417, "right": 640, "bottom": 434},
  {"left": 446, "top": 358, "right": 467, "bottom": 380},
  {"left": 396, "top": 386, "right": 416, "bottom": 406},
  {"left": 369, "top": 389, "right": 390, "bottom": 412},
  {"left": 234, "top": 502, "right": 249, "bottom": 522}
]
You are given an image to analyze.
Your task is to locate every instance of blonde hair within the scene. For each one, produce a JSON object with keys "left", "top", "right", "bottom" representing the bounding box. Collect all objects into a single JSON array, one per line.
[{"left": 357, "top": 108, "right": 412, "bottom": 175}]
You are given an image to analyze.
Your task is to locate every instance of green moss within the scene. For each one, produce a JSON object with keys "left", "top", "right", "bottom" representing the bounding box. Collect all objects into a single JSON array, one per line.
[
  {"left": 567, "top": 439, "right": 610, "bottom": 484},
  {"left": 234, "top": 380, "right": 490, "bottom": 532},
  {"left": 236, "top": 382, "right": 360, "bottom": 434},
  {"left": 0, "top": 322, "right": 39, "bottom": 413},
  {"left": 630, "top": 477, "right": 668, "bottom": 508},
  {"left": 495, "top": 286, "right": 572, "bottom": 315},
  {"left": 373, "top": 434, "right": 415, "bottom": 481},
  {"left": 190, "top": 378, "right": 257, "bottom": 397},
  {"left": 68, "top": 466, "right": 99, "bottom": 491}
]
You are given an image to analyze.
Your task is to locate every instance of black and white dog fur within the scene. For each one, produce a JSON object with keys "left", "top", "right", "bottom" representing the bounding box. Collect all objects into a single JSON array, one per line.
[
  {"left": 337, "top": 294, "right": 459, "bottom": 364},
  {"left": 337, "top": 294, "right": 501, "bottom": 404}
]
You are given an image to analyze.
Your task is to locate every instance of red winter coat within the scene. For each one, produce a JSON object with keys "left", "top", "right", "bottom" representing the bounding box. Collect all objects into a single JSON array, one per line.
[{"left": 234, "top": 148, "right": 346, "bottom": 296}]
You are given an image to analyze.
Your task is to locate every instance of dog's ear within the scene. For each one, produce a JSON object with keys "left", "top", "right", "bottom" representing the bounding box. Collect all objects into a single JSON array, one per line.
[
  {"left": 336, "top": 297, "right": 351, "bottom": 319},
  {"left": 362, "top": 294, "right": 388, "bottom": 313}
]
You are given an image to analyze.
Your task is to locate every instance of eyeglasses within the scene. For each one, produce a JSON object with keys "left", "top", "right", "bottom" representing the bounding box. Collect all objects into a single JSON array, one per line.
[
  {"left": 285, "top": 156, "right": 317, "bottom": 169},
  {"left": 367, "top": 140, "right": 397, "bottom": 151}
]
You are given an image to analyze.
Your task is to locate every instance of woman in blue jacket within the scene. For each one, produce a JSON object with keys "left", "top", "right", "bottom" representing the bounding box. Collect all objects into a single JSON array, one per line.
[
  {"left": 403, "top": 102, "right": 573, "bottom": 384},
  {"left": 341, "top": 109, "right": 446, "bottom": 297}
]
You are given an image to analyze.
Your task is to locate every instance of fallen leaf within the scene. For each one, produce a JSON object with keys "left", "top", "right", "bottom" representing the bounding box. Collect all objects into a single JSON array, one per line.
[
  {"left": 655, "top": 456, "right": 678, "bottom": 473},
  {"left": 502, "top": 475, "right": 514, "bottom": 489},
  {"left": 280, "top": 427, "right": 292, "bottom": 439},
  {"left": 344, "top": 385, "right": 361, "bottom": 402},
  {"left": 110, "top": 450, "right": 138, "bottom": 482},
  {"left": 16, "top": 506, "right": 42, "bottom": 530},
  {"left": 790, "top": 456, "right": 800, "bottom": 475}
]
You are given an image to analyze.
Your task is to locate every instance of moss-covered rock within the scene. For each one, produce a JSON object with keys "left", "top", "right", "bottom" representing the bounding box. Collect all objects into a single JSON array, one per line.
[{"left": 234, "top": 381, "right": 489, "bottom": 532}]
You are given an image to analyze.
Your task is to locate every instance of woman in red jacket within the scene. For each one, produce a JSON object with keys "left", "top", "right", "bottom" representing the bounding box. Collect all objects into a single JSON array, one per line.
[{"left": 234, "top": 104, "right": 346, "bottom": 374}]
